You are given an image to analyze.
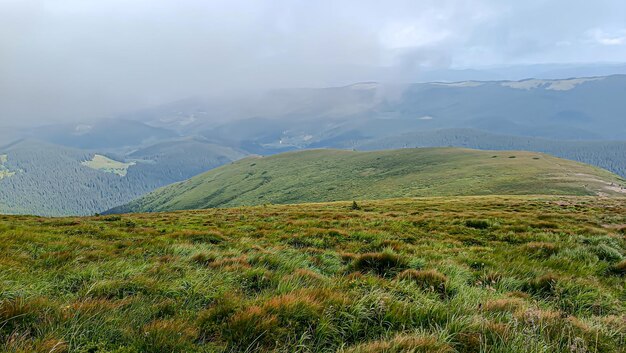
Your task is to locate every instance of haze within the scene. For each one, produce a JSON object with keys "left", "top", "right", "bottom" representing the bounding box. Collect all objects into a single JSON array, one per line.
[{"left": 1, "top": 0, "right": 625, "bottom": 125}]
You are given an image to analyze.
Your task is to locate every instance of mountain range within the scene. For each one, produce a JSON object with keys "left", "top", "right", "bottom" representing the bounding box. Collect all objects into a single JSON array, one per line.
[{"left": 1, "top": 74, "right": 625, "bottom": 216}]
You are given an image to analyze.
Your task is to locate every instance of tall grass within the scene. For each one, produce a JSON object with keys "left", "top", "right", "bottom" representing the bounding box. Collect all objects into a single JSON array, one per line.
[{"left": 0, "top": 196, "right": 624, "bottom": 352}]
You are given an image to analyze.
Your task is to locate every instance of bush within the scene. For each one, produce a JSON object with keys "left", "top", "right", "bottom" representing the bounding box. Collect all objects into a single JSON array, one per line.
[{"left": 351, "top": 252, "right": 408, "bottom": 277}]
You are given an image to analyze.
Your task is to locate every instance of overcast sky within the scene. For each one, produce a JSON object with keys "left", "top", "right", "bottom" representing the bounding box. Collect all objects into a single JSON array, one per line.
[{"left": 1, "top": 0, "right": 625, "bottom": 125}]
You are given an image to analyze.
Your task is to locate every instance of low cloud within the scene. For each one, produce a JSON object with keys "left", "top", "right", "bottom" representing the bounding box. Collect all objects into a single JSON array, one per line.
[{"left": 0, "top": 0, "right": 625, "bottom": 125}]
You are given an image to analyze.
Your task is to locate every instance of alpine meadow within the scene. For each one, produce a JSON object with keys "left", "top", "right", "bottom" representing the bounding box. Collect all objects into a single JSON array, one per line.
[{"left": 1, "top": 1, "right": 626, "bottom": 353}]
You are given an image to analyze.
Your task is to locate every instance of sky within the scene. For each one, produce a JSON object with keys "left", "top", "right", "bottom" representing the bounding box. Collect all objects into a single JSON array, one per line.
[{"left": 1, "top": 0, "right": 625, "bottom": 125}]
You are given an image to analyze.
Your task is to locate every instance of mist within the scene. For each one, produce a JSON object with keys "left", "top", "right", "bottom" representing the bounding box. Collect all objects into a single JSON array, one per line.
[{"left": 1, "top": 0, "right": 625, "bottom": 126}]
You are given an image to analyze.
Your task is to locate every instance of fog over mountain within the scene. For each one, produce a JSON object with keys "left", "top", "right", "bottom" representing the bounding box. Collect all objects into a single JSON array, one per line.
[
  {"left": 1, "top": 1, "right": 626, "bottom": 216},
  {"left": 1, "top": 0, "right": 626, "bottom": 126}
]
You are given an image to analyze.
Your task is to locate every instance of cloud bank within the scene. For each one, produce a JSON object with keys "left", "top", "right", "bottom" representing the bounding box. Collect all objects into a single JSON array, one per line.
[{"left": 1, "top": 0, "right": 625, "bottom": 124}]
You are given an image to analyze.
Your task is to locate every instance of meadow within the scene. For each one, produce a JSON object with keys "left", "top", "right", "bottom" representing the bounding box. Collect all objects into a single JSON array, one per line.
[{"left": 1, "top": 196, "right": 625, "bottom": 352}]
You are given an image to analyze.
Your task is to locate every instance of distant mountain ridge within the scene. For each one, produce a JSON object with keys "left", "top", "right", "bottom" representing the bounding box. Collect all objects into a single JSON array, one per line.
[
  {"left": 1, "top": 73, "right": 625, "bottom": 216},
  {"left": 0, "top": 138, "right": 245, "bottom": 216}
]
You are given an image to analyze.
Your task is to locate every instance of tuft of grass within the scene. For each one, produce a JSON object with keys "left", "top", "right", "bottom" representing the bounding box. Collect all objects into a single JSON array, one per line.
[
  {"left": 523, "top": 274, "right": 560, "bottom": 298},
  {"left": 396, "top": 269, "right": 449, "bottom": 296},
  {"left": 340, "top": 333, "right": 453, "bottom": 353},
  {"left": 524, "top": 242, "right": 559, "bottom": 258},
  {"left": 609, "top": 259, "right": 626, "bottom": 275},
  {"left": 465, "top": 219, "right": 490, "bottom": 229},
  {"left": 591, "top": 243, "right": 623, "bottom": 261},
  {"left": 351, "top": 252, "right": 408, "bottom": 277}
]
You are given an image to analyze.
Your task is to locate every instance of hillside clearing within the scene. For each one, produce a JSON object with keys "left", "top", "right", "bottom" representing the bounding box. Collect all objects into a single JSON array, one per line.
[{"left": 81, "top": 154, "right": 136, "bottom": 176}]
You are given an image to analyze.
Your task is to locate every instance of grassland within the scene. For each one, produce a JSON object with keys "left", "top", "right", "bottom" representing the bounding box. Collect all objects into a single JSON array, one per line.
[
  {"left": 0, "top": 154, "right": 16, "bottom": 180},
  {"left": 81, "top": 154, "right": 136, "bottom": 177},
  {"left": 1, "top": 196, "right": 625, "bottom": 352},
  {"left": 110, "top": 148, "right": 626, "bottom": 214}
]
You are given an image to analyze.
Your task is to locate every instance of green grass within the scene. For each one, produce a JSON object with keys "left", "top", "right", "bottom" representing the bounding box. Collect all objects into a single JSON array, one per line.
[
  {"left": 110, "top": 148, "right": 626, "bottom": 213},
  {"left": 81, "top": 154, "right": 136, "bottom": 177},
  {"left": 1, "top": 195, "right": 625, "bottom": 352}
]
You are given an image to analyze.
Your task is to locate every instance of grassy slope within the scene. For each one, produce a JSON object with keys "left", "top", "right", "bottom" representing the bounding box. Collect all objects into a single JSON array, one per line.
[
  {"left": 1, "top": 196, "right": 625, "bottom": 352},
  {"left": 113, "top": 148, "right": 626, "bottom": 213}
]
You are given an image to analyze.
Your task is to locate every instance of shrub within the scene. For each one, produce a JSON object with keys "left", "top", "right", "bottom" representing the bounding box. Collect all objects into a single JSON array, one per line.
[{"left": 351, "top": 252, "right": 408, "bottom": 277}]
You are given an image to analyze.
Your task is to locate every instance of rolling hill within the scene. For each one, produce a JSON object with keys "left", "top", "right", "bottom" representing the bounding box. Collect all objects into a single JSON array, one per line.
[
  {"left": 352, "top": 128, "right": 626, "bottom": 178},
  {"left": 109, "top": 148, "right": 626, "bottom": 213}
]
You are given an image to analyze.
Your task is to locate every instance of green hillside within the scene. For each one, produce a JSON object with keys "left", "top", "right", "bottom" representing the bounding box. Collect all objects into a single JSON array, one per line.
[
  {"left": 1, "top": 196, "right": 625, "bottom": 352},
  {"left": 110, "top": 148, "right": 626, "bottom": 213}
]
